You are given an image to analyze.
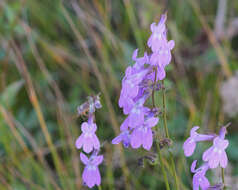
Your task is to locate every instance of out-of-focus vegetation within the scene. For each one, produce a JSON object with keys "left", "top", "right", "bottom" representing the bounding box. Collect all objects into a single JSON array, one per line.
[{"left": 0, "top": 0, "right": 238, "bottom": 189}]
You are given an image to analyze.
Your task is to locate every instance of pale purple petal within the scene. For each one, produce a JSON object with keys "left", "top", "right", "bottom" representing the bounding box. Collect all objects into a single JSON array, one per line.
[
  {"left": 92, "top": 155, "right": 103, "bottom": 166},
  {"left": 190, "top": 126, "right": 200, "bottom": 136},
  {"left": 208, "top": 152, "right": 219, "bottom": 169},
  {"left": 128, "top": 109, "right": 144, "bottom": 128},
  {"left": 75, "top": 135, "right": 84, "bottom": 149},
  {"left": 157, "top": 66, "right": 166, "bottom": 80},
  {"left": 132, "top": 49, "right": 138, "bottom": 61},
  {"left": 131, "top": 129, "right": 142, "bottom": 148},
  {"left": 195, "top": 134, "right": 215, "bottom": 142},
  {"left": 91, "top": 123, "right": 97, "bottom": 133},
  {"left": 142, "top": 129, "right": 153, "bottom": 150},
  {"left": 81, "top": 122, "right": 89, "bottom": 133},
  {"left": 93, "top": 134, "right": 100, "bottom": 150},
  {"left": 145, "top": 117, "right": 159, "bottom": 128},
  {"left": 120, "top": 117, "right": 129, "bottom": 131},
  {"left": 82, "top": 168, "right": 94, "bottom": 188},
  {"left": 80, "top": 153, "right": 89, "bottom": 165},
  {"left": 83, "top": 137, "right": 93, "bottom": 153},
  {"left": 191, "top": 160, "right": 198, "bottom": 173},
  {"left": 183, "top": 137, "right": 196, "bottom": 157},
  {"left": 150, "top": 22, "right": 156, "bottom": 32},
  {"left": 168, "top": 40, "right": 175, "bottom": 50},
  {"left": 95, "top": 168, "right": 101, "bottom": 186},
  {"left": 112, "top": 135, "right": 123, "bottom": 144},
  {"left": 202, "top": 146, "right": 214, "bottom": 162},
  {"left": 192, "top": 175, "right": 200, "bottom": 190},
  {"left": 219, "top": 126, "right": 227, "bottom": 139},
  {"left": 200, "top": 177, "right": 210, "bottom": 190},
  {"left": 220, "top": 151, "right": 228, "bottom": 168}
]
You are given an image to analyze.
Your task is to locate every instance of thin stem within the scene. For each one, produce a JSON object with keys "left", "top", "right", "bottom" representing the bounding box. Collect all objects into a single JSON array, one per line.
[
  {"left": 156, "top": 143, "right": 171, "bottom": 190},
  {"left": 221, "top": 167, "right": 226, "bottom": 189},
  {"left": 161, "top": 80, "right": 179, "bottom": 190},
  {"left": 98, "top": 185, "right": 102, "bottom": 190},
  {"left": 152, "top": 69, "right": 170, "bottom": 190},
  {"left": 162, "top": 80, "right": 169, "bottom": 139}
]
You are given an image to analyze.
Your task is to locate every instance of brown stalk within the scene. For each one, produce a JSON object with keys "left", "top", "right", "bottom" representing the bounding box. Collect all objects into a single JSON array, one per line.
[
  {"left": 0, "top": 106, "right": 30, "bottom": 155},
  {"left": 9, "top": 39, "right": 67, "bottom": 188},
  {"left": 21, "top": 22, "right": 81, "bottom": 188},
  {"left": 8, "top": 167, "right": 44, "bottom": 190},
  {"left": 71, "top": 2, "right": 120, "bottom": 90},
  {"left": 0, "top": 167, "right": 13, "bottom": 190},
  {"left": 188, "top": 0, "right": 232, "bottom": 78},
  {"left": 2, "top": 106, "right": 61, "bottom": 190}
]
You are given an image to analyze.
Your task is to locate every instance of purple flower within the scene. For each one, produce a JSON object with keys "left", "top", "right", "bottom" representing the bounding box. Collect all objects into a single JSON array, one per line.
[
  {"left": 147, "top": 14, "right": 167, "bottom": 52},
  {"left": 120, "top": 117, "right": 129, "bottom": 131},
  {"left": 157, "top": 65, "right": 166, "bottom": 80},
  {"left": 127, "top": 104, "right": 145, "bottom": 128},
  {"left": 119, "top": 66, "right": 149, "bottom": 114},
  {"left": 130, "top": 116, "right": 159, "bottom": 150},
  {"left": 80, "top": 153, "right": 103, "bottom": 188},
  {"left": 118, "top": 94, "right": 135, "bottom": 114},
  {"left": 150, "top": 40, "right": 175, "bottom": 67},
  {"left": 75, "top": 121, "right": 100, "bottom": 153},
  {"left": 112, "top": 130, "right": 131, "bottom": 148},
  {"left": 183, "top": 126, "right": 215, "bottom": 157},
  {"left": 114, "top": 14, "right": 175, "bottom": 154},
  {"left": 132, "top": 49, "right": 149, "bottom": 68},
  {"left": 191, "top": 160, "right": 210, "bottom": 190},
  {"left": 126, "top": 96, "right": 149, "bottom": 128},
  {"left": 202, "top": 127, "right": 229, "bottom": 168}
]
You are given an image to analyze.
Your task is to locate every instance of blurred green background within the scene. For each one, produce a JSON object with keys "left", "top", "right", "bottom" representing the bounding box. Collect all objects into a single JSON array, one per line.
[{"left": 0, "top": 0, "right": 238, "bottom": 189}]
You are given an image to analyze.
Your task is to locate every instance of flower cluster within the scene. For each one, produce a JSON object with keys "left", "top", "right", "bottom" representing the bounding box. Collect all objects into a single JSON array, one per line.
[
  {"left": 75, "top": 94, "right": 103, "bottom": 188},
  {"left": 183, "top": 126, "right": 229, "bottom": 190},
  {"left": 112, "top": 14, "right": 174, "bottom": 151}
]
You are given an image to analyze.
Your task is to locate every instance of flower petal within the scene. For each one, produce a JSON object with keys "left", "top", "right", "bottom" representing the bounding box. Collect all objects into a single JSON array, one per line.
[
  {"left": 220, "top": 151, "right": 228, "bottom": 168},
  {"left": 93, "top": 134, "right": 100, "bottom": 150},
  {"left": 145, "top": 117, "right": 159, "bottom": 128},
  {"left": 142, "top": 129, "right": 153, "bottom": 150},
  {"left": 92, "top": 155, "right": 103, "bottom": 166},
  {"left": 132, "top": 49, "right": 138, "bottom": 61},
  {"left": 191, "top": 160, "right": 198, "bottom": 173},
  {"left": 112, "top": 134, "right": 123, "bottom": 144},
  {"left": 81, "top": 122, "right": 89, "bottom": 133},
  {"left": 120, "top": 118, "right": 129, "bottom": 131},
  {"left": 208, "top": 151, "right": 219, "bottom": 169},
  {"left": 130, "top": 129, "right": 142, "bottom": 149},
  {"left": 190, "top": 126, "right": 199, "bottom": 136},
  {"left": 83, "top": 137, "right": 93, "bottom": 153},
  {"left": 202, "top": 146, "right": 213, "bottom": 162},
  {"left": 75, "top": 135, "right": 84, "bottom": 149},
  {"left": 80, "top": 153, "right": 89, "bottom": 165},
  {"left": 183, "top": 137, "right": 196, "bottom": 157},
  {"left": 95, "top": 168, "right": 101, "bottom": 186}
]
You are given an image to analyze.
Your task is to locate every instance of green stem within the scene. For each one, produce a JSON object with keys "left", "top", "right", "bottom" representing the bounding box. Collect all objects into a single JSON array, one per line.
[
  {"left": 156, "top": 143, "right": 171, "bottom": 190},
  {"left": 98, "top": 185, "right": 102, "bottom": 190},
  {"left": 161, "top": 80, "right": 179, "bottom": 190},
  {"left": 221, "top": 167, "right": 226, "bottom": 189},
  {"left": 152, "top": 69, "right": 170, "bottom": 190},
  {"left": 162, "top": 80, "right": 169, "bottom": 139}
]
